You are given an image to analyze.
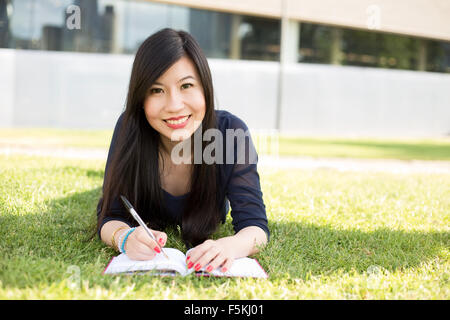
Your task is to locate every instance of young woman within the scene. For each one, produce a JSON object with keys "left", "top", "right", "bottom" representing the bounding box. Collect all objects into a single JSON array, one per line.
[{"left": 97, "top": 28, "right": 269, "bottom": 274}]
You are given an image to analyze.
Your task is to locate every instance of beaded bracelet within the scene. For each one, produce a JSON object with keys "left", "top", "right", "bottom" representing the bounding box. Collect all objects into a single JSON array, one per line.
[
  {"left": 111, "top": 226, "right": 129, "bottom": 251},
  {"left": 117, "top": 228, "right": 129, "bottom": 253},
  {"left": 120, "top": 227, "right": 136, "bottom": 254}
]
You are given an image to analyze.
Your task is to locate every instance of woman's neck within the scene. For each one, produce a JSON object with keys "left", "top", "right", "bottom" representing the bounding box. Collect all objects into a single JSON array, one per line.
[{"left": 159, "top": 135, "right": 193, "bottom": 164}]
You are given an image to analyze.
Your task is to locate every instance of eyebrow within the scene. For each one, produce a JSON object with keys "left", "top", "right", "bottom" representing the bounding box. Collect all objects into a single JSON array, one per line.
[{"left": 153, "top": 75, "right": 196, "bottom": 86}]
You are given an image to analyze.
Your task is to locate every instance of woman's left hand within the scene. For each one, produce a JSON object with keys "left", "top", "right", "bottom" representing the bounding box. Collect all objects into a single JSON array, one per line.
[{"left": 186, "top": 238, "right": 235, "bottom": 273}]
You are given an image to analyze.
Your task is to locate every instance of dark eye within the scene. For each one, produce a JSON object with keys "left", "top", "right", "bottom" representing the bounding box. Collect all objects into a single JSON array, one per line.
[
  {"left": 150, "top": 88, "right": 163, "bottom": 94},
  {"left": 181, "top": 83, "right": 193, "bottom": 90}
]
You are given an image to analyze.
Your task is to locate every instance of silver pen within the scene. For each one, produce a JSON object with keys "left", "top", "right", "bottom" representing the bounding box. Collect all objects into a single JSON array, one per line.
[{"left": 120, "top": 195, "right": 169, "bottom": 259}]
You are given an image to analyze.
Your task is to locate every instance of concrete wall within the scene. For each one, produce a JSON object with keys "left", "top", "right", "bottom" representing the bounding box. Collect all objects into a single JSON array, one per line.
[
  {"left": 280, "top": 63, "right": 450, "bottom": 136},
  {"left": 0, "top": 49, "right": 15, "bottom": 127},
  {"left": 1, "top": 48, "right": 449, "bottom": 136},
  {"left": 211, "top": 59, "right": 279, "bottom": 131},
  {"left": 4, "top": 49, "right": 132, "bottom": 129}
]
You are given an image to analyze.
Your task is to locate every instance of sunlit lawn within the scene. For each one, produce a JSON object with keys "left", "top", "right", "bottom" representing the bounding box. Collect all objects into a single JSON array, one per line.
[
  {"left": 276, "top": 136, "right": 450, "bottom": 161},
  {"left": 0, "top": 154, "right": 448, "bottom": 299},
  {"left": 1, "top": 128, "right": 450, "bottom": 160}
]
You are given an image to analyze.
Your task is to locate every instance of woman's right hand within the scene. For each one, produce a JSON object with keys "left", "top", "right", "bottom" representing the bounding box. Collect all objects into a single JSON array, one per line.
[{"left": 120, "top": 226, "right": 167, "bottom": 260}]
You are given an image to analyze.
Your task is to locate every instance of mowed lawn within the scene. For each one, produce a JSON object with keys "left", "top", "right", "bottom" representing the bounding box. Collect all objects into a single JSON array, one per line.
[
  {"left": 0, "top": 152, "right": 448, "bottom": 299},
  {"left": 1, "top": 128, "right": 450, "bottom": 160}
]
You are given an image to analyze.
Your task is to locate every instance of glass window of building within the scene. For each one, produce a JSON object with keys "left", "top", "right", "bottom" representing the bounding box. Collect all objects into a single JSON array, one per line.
[
  {"left": 1, "top": 0, "right": 281, "bottom": 62},
  {"left": 239, "top": 15, "right": 280, "bottom": 61},
  {"left": 298, "top": 22, "right": 450, "bottom": 73},
  {"left": 66, "top": 0, "right": 127, "bottom": 53},
  {"left": 188, "top": 8, "right": 232, "bottom": 59},
  {"left": 425, "top": 40, "right": 450, "bottom": 73},
  {"left": 123, "top": 1, "right": 189, "bottom": 54},
  {"left": 187, "top": 9, "right": 280, "bottom": 61},
  {"left": 1, "top": 0, "right": 128, "bottom": 53},
  {"left": 6, "top": 0, "right": 73, "bottom": 50},
  {"left": 6, "top": 0, "right": 446, "bottom": 71}
]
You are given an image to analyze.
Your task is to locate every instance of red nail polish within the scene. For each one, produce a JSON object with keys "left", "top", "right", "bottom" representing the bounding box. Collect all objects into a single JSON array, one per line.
[
  {"left": 206, "top": 265, "right": 213, "bottom": 272},
  {"left": 194, "top": 264, "right": 201, "bottom": 271},
  {"left": 221, "top": 267, "right": 227, "bottom": 273},
  {"left": 186, "top": 256, "right": 190, "bottom": 261},
  {"left": 159, "top": 238, "right": 164, "bottom": 244},
  {"left": 187, "top": 262, "right": 194, "bottom": 269},
  {"left": 154, "top": 246, "right": 161, "bottom": 253}
]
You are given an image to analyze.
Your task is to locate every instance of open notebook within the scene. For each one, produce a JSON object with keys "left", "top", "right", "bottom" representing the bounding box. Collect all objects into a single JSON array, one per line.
[{"left": 103, "top": 248, "right": 268, "bottom": 278}]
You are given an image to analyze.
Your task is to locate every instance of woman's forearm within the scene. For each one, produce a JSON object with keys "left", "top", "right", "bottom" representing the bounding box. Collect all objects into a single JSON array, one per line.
[
  {"left": 101, "top": 222, "right": 267, "bottom": 260},
  {"left": 218, "top": 226, "right": 268, "bottom": 259},
  {"left": 100, "top": 220, "right": 131, "bottom": 250}
]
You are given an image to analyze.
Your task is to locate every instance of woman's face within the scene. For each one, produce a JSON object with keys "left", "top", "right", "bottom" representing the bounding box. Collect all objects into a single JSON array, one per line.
[{"left": 143, "top": 56, "right": 206, "bottom": 149}]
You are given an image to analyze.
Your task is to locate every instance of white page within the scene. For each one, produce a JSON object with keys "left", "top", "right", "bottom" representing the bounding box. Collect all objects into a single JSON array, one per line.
[
  {"left": 208, "top": 257, "right": 268, "bottom": 278},
  {"left": 104, "top": 248, "right": 268, "bottom": 278},
  {"left": 104, "top": 248, "right": 188, "bottom": 275}
]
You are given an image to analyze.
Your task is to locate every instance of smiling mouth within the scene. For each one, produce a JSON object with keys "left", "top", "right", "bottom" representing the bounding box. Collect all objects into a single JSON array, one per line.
[{"left": 164, "top": 115, "right": 191, "bottom": 125}]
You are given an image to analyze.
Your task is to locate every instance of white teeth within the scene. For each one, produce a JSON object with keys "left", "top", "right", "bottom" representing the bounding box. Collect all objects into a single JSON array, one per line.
[{"left": 166, "top": 115, "right": 189, "bottom": 125}]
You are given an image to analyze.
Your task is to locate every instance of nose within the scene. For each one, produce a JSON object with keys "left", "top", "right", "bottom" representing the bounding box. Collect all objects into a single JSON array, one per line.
[{"left": 165, "top": 89, "right": 184, "bottom": 113}]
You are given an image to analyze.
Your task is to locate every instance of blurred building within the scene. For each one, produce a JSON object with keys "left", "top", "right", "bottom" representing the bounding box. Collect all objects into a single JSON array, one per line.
[{"left": 0, "top": 0, "right": 449, "bottom": 136}]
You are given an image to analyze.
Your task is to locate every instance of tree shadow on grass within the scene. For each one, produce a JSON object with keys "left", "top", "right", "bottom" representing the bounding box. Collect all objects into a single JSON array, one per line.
[
  {"left": 280, "top": 138, "right": 450, "bottom": 160},
  {"left": 1, "top": 186, "right": 449, "bottom": 289},
  {"left": 260, "top": 220, "right": 449, "bottom": 279},
  {"left": 1, "top": 186, "right": 107, "bottom": 289},
  {"left": 332, "top": 140, "right": 450, "bottom": 161}
]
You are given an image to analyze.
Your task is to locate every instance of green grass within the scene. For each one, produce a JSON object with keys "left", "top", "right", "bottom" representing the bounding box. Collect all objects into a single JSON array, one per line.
[
  {"left": 275, "top": 136, "right": 450, "bottom": 161},
  {"left": 1, "top": 128, "right": 450, "bottom": 160},
  {"left": 0, "top": 128, "right": 113, "bottom": 149},
  {"left": 0, "top": 155, "right": 448, "bottom": 299}
]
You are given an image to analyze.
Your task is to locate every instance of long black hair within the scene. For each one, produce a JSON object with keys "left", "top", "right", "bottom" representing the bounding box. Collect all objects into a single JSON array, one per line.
[{"left": 97, "top": 28, "right": 223, "bottom": 247}]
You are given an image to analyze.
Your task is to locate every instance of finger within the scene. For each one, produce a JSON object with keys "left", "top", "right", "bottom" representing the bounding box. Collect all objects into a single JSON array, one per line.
[
  {"left": 136, "top": 241, "right": 156, "bottom": 258},
  {"left": 186, "top": 240, "right": 214, "bottom": 268},
  {"left": 125, "top": 239, "right": 156, "bottom": 260},
  {"left": 132, "top": 250, "right": 156, "bottom": 261},
  {"left": 134, "top": 245, "right": 156, "bottom": 260},
  {"left": 193, "top": 246, "right": 221, "bottom": 272},
  {"left": 205, "top": 253, "right": 226, "bottom": 273},
  {"left": 135, "top": 227, "right": 161, "bottom": 254},
  {"left": 152, "top": 230, "right": 167, "bottom": 247},
  {"left": 220, "top": 258, "right": 234, "bottom": 273}
]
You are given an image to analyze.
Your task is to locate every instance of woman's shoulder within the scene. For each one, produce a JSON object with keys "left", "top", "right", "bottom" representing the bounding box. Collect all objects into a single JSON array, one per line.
[{"left": 215, "top": 109, "right": 249, "bottom": 132}]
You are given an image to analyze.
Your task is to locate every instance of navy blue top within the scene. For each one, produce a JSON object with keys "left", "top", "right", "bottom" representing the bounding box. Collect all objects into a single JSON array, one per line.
[{"left": 97, "top": 109, "right": 270, "bottom": 241}]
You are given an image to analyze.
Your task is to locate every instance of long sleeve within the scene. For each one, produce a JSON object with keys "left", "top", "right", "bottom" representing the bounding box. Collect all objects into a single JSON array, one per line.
[
  {"left": 96, "top": 113, "right": 133, "bottom": 237},
  {"left": 224, "top": 115, "right": 270, "bottom": 241}
]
